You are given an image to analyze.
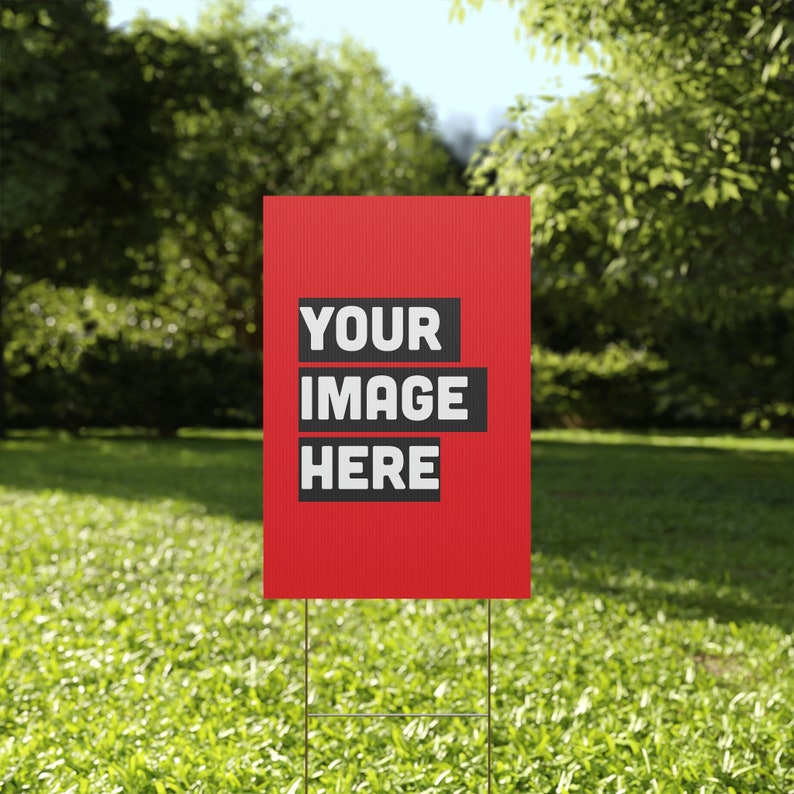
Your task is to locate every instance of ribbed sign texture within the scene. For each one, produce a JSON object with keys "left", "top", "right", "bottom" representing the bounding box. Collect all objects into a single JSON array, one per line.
[{"left": 263, "top": 196, "right": 530, "bottom": 598}]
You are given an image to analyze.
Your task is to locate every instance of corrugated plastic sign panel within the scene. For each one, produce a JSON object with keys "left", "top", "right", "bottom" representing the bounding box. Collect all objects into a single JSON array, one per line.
[{"left": 263, "top": 196, "right": 530, "bottom": 598}]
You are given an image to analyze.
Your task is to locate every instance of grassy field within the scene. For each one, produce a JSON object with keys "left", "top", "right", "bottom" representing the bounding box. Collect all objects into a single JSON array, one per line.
[{"left": 1, "top": 430, "right": 792, "bottom": 793}]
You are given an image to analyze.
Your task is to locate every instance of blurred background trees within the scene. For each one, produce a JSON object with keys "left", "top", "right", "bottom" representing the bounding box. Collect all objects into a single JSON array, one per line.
[
  {"left": 461, "top": 0, "right": 793, "bottom": 431},
  {"left": 0, "top": 0, "right": 246, "bottom": 433},
  {"left": 1, "top": 0, "right": 462, "bottom": 434},
  {"left": 1, "top": 0, "right": 791, "bottom": 435}
]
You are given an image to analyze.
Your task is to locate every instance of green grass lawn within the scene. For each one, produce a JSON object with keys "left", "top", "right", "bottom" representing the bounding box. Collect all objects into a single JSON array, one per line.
[{"left": 1, "top": 430, "right": 792, "bottom": 793}]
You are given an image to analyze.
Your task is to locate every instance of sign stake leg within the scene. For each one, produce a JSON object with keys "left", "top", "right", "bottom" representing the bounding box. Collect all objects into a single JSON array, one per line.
[
  {"left": 488, "top": 598, "right": 491, "bottom": 794},
  {"left": 302, "top": 599, "right": 494, "bottom": 790},
  {"left": 305, "top": 598, "right": 309, "bottom": 794}
]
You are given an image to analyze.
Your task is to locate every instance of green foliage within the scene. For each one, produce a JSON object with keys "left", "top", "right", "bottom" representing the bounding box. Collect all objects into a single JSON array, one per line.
[
  {"left": 532, "top": 343, "right": 670, "bottom": 428},
  {"left": 1, "top": 0, "right": 465, "bottom": 434},
  {"left": 1, "top": 431, "right": 792, "bottom": 791},
  {"left": 0, "top": 0, "right": 247, "bottom": 435},
  {"left": 457, "top": 0, "right": 794, "bottom": 430},
  {"left": 8, "top": 340, "right": 261, "bottom": 434},
  {"left": 0, "top": 0, "right": 244, "bottom": 287},
  {"left": 4, "top": 281, "right": 256, "bottom": 434},
  {"left": 159, "top": 2, "right": 464, "bottom": 351}
]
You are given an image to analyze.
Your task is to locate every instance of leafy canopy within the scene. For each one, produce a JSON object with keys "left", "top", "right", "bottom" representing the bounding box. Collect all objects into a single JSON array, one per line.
[
  {"left": 153, "top": 0, "right": 464, "bottom": 351},
  {"left": 0, "top": 0, "right": 244, "bottom": 289},
  {"left": 454, "top": 0, "right": 793, "bottom": 427}
]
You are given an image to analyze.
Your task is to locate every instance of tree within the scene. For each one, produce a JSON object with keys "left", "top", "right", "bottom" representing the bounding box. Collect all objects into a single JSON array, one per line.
[
  {"left": 151, "top": 1, "right": 465, "bottom": 353},
  {"left": 2, "top": 0, "right": 466, "bottom": 433},
  {"left": 455, "top": 0, "right": 794, "bottom": 428},
  {"left": 0, "top": 0, "right": 244, "bottom": 434}
]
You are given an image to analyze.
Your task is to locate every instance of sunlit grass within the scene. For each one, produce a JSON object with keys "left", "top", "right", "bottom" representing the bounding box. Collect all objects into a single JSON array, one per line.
[{"left": 1, "top": 431, "right": 792, "bottom": 792}]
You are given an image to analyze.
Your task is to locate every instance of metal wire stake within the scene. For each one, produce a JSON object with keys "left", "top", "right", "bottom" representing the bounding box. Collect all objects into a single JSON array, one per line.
[
  {"left": 303, "top": 599, "right": 493, "bottom": 791},
  {"left": 304, "top": 598, "right": 309, "bottom": 794},
  {"left": 488, "top": 598, "right": 491, "bottom": 794}
]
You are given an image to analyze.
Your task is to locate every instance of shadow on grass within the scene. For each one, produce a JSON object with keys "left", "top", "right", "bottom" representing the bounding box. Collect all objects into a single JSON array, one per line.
[
  {"left": 532, "top": 439, "right": 794, "bottom": 630},
  {"left": 1, "top": 430, "right": 792, "bottom": 629},
  {"left": 0, "top": 431, "right": 263, "bottom": 523}
]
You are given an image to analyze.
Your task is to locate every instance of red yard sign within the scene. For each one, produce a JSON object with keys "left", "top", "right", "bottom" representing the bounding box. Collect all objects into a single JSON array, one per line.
[{"left": 263, "top": 196, "right": 530, "bottom": 598}]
